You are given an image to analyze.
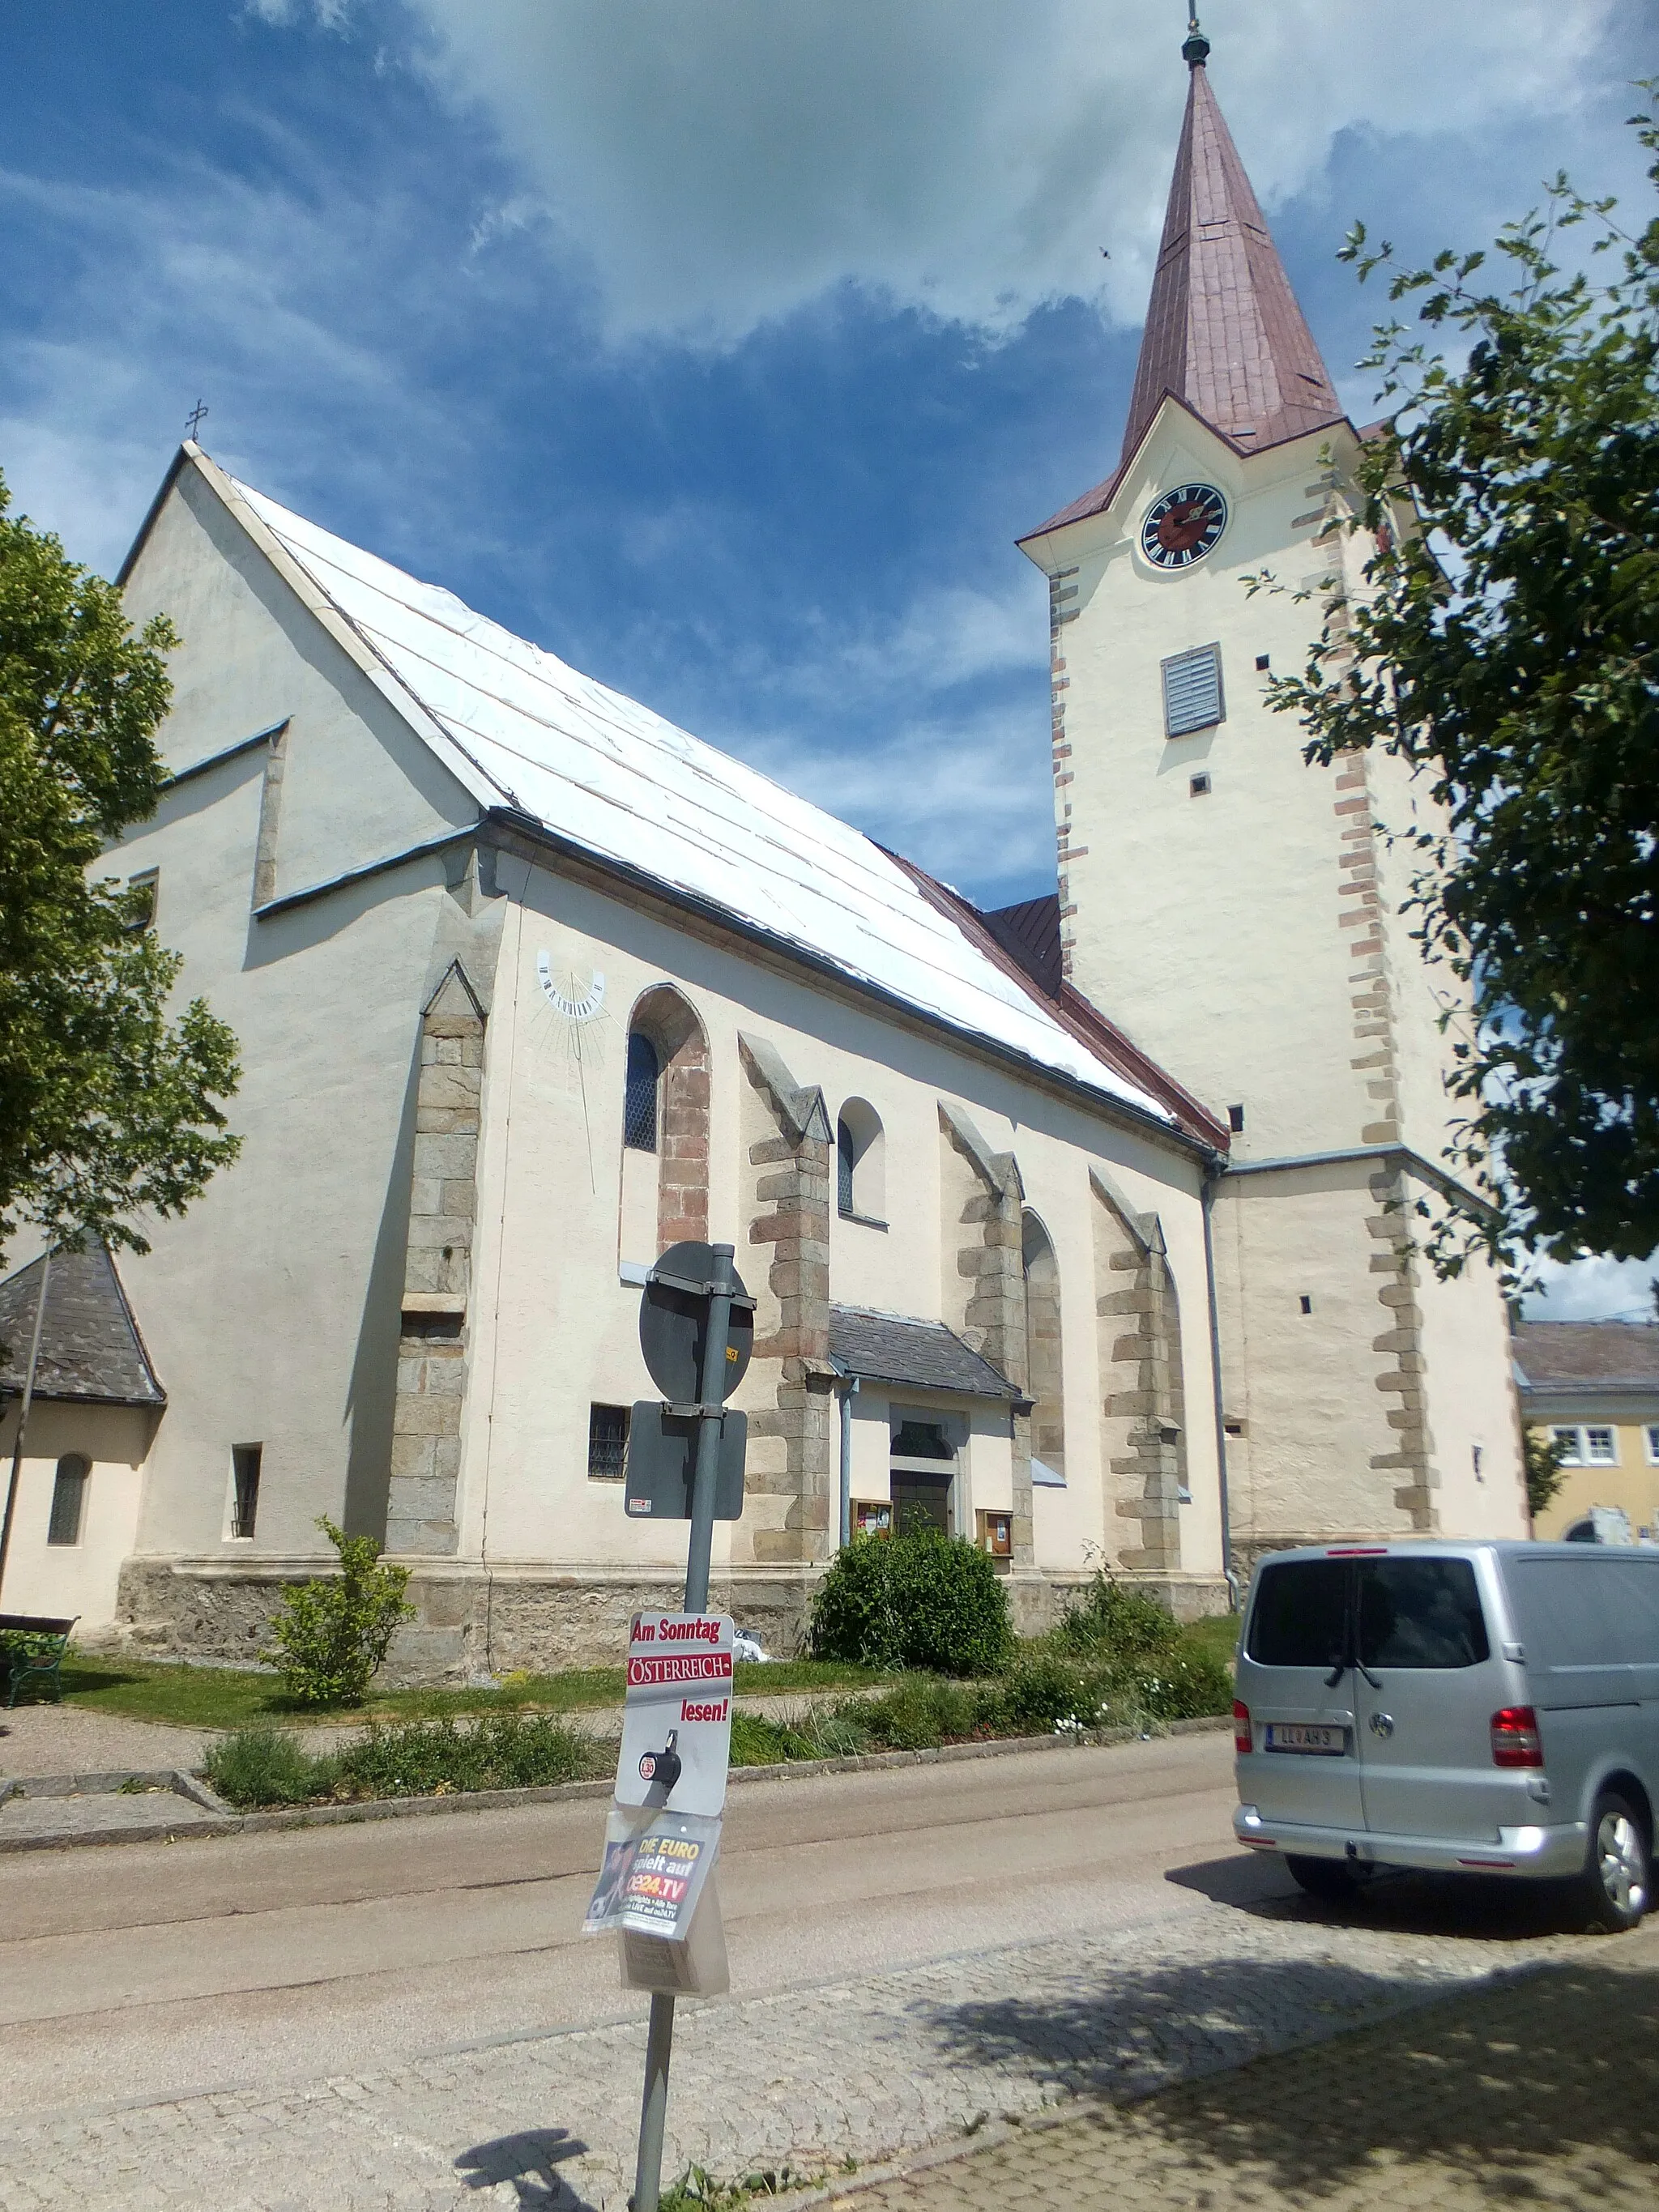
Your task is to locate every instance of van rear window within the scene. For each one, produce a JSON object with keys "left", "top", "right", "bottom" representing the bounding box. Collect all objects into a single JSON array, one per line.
[
  {"left": 1247, "top": 1559, "right": 1349, "bottom": 1669},
  {"left": 1358, "top": 1558, "right": 1488, "bottom": 1669}
]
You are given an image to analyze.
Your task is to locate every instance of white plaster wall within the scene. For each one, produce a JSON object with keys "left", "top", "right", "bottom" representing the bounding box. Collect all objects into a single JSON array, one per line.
[
  {"left": 114, "top": 478, "right": 480, "bottom": 1563},
  {"left": 124, "top": 472, "right": 475, "bottom": 897},
  {"left": 0, "top": 1403, "right": 156, "bottom": 1628},
  {"left": 1413, "top": 1191, "right": 1529, "bottom": 1538},
  {"left": 454, "top": 855, "right": 1224, "bottom": 1583},
  {"left": 1030, "top": 411, "right": 1373, "bottom": 1158},
  {"left": 1212, "top": 1169, "right": 1401, "bottom": 1543}
]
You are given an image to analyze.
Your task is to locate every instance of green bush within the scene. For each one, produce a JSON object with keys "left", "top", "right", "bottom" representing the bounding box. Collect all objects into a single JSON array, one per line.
[
  {"left": 201, "top": 1711, "right": 607, "bottom": 1809},
  {"left": 334, "top": 1711, "right": 604, "bottom": 1798},
  {"left": 1051, "top": 1570, "right": 1182, "bottom": 1662},
  {"left": 808, "top": 1532, "right": 1013, "bottom": 1677},
  {"left": 262, "top": 1517, "right": 416, "bottom": 1708},
  {"left": 203, "top": 1726, "right": 328, "bottom": 1808}
]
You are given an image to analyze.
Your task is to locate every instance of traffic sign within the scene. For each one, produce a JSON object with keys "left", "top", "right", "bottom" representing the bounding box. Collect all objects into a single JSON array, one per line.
[{"left": 639, "top": 1242, "right": 753, "bottom": 1405}]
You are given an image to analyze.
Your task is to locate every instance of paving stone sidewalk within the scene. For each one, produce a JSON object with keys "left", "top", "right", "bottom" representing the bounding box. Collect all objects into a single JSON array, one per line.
[
  {"left": 841, "top": 1918, "right": 1659, "bottom": 2212},
  {"left": 0, "top": 1885, "right": 1626, "bottom": 2210}
]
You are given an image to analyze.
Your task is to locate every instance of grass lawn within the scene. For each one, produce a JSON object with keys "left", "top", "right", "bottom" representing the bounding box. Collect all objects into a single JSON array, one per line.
[
  {"left": 56, "top": 1652, "right": 886, "bottom": 1731},
  {"left": 1179, "top": 1610, "right": 1240, "bottom": 1670}
]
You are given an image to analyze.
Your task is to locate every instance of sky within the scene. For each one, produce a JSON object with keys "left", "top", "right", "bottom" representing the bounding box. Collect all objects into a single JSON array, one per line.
[{"left": 2, "top": 0, "right": 1654, "bottom": 1315}]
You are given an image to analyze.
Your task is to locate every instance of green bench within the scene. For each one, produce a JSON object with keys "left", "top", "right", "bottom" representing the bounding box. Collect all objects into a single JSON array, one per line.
[{"left": 0, "top": 1615, "right": 79, "bottom": 1707}]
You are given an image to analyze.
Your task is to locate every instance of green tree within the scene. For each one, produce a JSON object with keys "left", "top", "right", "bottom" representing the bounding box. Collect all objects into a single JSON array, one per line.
[
  {"left": 1524, "top": 1427, "right": 1570, "bottom": 1522},
  {"left": 1259, "top": 96, "right": 1659, "bottom": 1281},
  {"left": 263, "top": 1518, "right": 416, "bottom": 1707},
  {"left": 0, "top": 471, "right": 240, "bottom": 1271}
]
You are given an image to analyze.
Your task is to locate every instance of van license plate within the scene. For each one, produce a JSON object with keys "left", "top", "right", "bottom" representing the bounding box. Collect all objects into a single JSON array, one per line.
[{"left": 1264, "top": 1723, "right": 1346, "bottom": 1755}]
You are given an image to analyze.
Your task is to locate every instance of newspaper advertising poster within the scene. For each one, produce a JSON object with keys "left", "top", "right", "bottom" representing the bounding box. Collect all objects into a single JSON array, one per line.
[
  {"left": 584, "top": 1806, "right": 721, "bottom": 1941},
  {"left": 614, "top": 1611, "right": 734, "bottom": 1818}
]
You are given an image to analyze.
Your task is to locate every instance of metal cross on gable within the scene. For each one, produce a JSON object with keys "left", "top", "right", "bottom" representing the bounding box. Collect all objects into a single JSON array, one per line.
[{"left": 184, "top": 400, "right": 208, "bottom": 440}]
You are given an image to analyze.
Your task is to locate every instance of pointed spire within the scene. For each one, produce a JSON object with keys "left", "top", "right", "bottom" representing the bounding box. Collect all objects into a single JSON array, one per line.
[{"left": 1120, "top": 28, "right": 1341, "bottom": 462}]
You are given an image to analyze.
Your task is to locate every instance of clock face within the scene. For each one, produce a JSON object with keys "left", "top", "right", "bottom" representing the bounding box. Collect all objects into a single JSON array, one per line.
[{"left": 1141, "top": 482, "right": 1228, "bottom": 569}]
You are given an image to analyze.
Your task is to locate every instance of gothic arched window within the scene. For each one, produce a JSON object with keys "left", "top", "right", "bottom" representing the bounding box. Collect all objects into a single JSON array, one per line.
[
  {"left": 624, "top": 1031, "right": 660, "bottom": 1153},
  {"left": 835, "top": 1098, "right": 885, "bottom": 1221}
]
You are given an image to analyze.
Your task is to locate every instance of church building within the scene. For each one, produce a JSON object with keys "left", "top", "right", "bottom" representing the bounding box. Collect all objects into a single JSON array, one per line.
[{"left": 0, "top": 24, "right": 1527, "bottom": 1672}]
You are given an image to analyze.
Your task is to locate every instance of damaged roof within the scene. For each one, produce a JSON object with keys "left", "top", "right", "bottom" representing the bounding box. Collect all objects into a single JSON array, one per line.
[
  {"left": 186, "top": 457, "right": 1189, "bottom": 1139},
  {"left": 0, "top": 1247, "right": 164, "bottom": 1408}
]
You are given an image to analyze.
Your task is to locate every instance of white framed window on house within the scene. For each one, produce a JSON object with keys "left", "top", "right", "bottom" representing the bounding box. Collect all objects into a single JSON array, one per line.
[
  {"left": 1552, "top": 1424, "right": 1619, "bottom": 1468},
  {"left": 1162, "top": 643, "right": 1224, "bottom": 738},
  {"left": 47, "top": 1454, "right": 89, "bottom": 1547},
  {"left": 1645, "top": 1423, "right": 1659, "bottom": 1466}
]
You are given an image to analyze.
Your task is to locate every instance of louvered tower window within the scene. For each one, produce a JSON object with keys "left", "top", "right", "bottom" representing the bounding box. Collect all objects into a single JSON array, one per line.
[
  {"left": 1162, "top": 643, "right": 1224, "bottom": 737},
  {"left": 623, "top": 1032, "right": 659, "bottom": 1152}
]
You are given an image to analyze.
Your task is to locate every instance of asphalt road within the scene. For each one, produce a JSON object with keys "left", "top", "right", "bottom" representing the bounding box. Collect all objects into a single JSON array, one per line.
[{"left": 0, "top": 1732, "right": 1262, "bottom": 2121}]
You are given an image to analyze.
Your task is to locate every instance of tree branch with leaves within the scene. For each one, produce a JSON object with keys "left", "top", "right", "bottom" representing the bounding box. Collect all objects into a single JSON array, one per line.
[
  {"left": 1257, "top": 93, "right": 1659, "bottom": 1286},
  {"left": 0, "top": 471, "right": 241, "bottom": 1275}
]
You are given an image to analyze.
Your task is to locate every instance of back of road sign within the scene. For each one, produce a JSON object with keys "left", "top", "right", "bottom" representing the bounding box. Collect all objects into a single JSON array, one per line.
[
  {"left": 625, "top": 1403, "right": 746, "bottom": 1519},
  {"left": 638, "top": 1242, "right": 753, "bottom": 1405}
]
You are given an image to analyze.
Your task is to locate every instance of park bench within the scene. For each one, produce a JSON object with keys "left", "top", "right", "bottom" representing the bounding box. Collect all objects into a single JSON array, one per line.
[{"left": 0, "top": 1615, "right": 79, "bottom": 1707}]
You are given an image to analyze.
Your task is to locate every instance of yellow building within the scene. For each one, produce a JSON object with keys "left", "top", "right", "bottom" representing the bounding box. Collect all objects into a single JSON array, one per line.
[{"left": 1512, "top": 1321, "right": 1659, "bottom": 1543}]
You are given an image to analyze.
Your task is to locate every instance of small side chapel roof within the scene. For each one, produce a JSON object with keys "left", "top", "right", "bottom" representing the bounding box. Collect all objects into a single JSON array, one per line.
[
  {"left": 0, "top": 1247, "right": 164, "bottom": 1409},
  {"left": 203, "top": 463, "right": 1183, "bottom": 1136}
]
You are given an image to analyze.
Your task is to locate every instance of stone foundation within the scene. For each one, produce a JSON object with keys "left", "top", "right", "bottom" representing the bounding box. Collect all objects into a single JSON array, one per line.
[{"left": 113, "top": 1556, "right": 1234, "bottom": 1681}]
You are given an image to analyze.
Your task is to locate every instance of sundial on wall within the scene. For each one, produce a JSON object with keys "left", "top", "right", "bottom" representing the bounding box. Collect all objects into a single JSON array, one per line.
[{"left": 536, "top": 949, "right": 606, "bottom": 1023}]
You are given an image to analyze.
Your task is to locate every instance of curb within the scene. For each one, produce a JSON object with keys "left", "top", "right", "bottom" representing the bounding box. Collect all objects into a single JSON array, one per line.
[{"left": 0, "top": 1715, "right": 1230, "bottom": 1853}]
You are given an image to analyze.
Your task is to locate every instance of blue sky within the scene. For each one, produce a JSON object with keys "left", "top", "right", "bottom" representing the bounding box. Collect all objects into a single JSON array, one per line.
[{"left": 2, "top": 0, "right": 1653, "bottom": 1314}]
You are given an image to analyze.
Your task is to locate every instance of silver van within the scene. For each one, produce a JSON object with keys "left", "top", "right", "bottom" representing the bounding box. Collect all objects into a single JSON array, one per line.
[{"left": 1232, "top": 1542, "right": 1659, "bottom": 1929}]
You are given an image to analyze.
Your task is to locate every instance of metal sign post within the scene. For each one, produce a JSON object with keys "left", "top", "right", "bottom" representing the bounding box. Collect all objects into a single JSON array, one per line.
[{"left": 629, "top": 1242, "right": 745, "bottom": 2212}]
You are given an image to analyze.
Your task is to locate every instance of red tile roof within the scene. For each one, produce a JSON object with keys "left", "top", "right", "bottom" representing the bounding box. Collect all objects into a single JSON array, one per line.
[{"left": 1022, "top": 54, "right": 1345, "bottom": 543}]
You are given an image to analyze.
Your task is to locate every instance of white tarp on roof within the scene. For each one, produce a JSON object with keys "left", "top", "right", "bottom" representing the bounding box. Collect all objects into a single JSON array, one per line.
[{"left": 232, "top": 476, "right": 1169, "bottom": 1125}]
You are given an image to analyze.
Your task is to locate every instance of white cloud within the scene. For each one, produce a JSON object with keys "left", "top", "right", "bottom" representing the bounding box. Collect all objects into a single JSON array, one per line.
[
  {"left": 399, "top": 0, "right": 1621, "bottom": 347},
  {"left": 1523, "top": 1251, "right": 1659, "bottom": 1324},
  {"left": 731, "top": 701, "right": 1056, "bottom": 900}
]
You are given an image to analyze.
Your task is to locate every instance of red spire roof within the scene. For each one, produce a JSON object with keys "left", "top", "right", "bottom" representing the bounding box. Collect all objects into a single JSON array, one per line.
[
  {"left": 1021, "top": 41, "right": 1344, "bottom": 543},
  {"left": 1126, "top": 55, "right": 1341, "bottom": 458}
]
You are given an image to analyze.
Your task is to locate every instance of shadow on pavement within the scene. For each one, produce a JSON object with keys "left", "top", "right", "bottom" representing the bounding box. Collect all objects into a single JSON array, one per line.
[
  {"left": 1167, "top": 1853, "right": 1590, "bottom": 1940},
  {"left": 933, "top": 1950, "right": 1659, "bottom": 2201},
  {"left": 454, "top": 2125, "right": 598, "bottom": 2208}
]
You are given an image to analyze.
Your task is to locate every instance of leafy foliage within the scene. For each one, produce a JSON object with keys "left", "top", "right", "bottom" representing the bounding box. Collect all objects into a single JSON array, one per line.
[
  {"left": 1525, "top": 1426, "right": 1571, "bottom": 1519},
  {"left": 0, "top": 472, "right": 241, "bottom": 1272},
  {"left": 200, "top": 1708, "right": 607, "bottom": 1809},
  {"left": 202, "top": 1725, "right": 320, "bottom": 1809},
  {"left": 807, "top": 1531, "right": 1014, "bottom": 1677},
  {"left": 1253, "top": 96, "right": 1659, "bottom": 1278},
  {"left": 262, "top": 1518, "right": 416, "bottom": 1708},
  {"left": 1051, "top": 1569, "right": 1183, "bottom": 1662}
]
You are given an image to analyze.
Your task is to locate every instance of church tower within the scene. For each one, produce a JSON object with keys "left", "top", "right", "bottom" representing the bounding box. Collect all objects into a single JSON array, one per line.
[{"left": 1017, "top": 15, "right": 1527, "bottom": 1560}]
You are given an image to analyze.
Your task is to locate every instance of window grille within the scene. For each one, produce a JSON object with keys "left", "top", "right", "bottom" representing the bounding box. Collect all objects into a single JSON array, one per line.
[
  {"left": 1552, "top": 1426, "right": 1584, "bottom": 1465},
  {"left": 588, "top": 1402, "right": 630, "bottom": 1480},
  {"left": 1584, "top": 1426, "right": 1617, "bottom": 1464},
  {"left": 231, "top": 1443, "right": 262, "bottom": 1539},
  {"left": 624, "top": 1033, "right": 659, "bottom": 1153},
  {"left": 1162, "top": 643, "right": 1224, "bottom": 737},
  {"left": 837, "top": 1119, "right": 855, "bottom": 1217},
  {"left": 47, "top": 1455, "right": 89, "bottom": 1547}
]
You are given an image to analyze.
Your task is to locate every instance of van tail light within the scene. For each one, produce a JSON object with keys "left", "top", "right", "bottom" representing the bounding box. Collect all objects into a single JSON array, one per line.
[
  {"left": 1233, "top": 1699, "right": 1253, "bottom": 1755},
  {"left": 1491, "top": 1706, "right": 1543, "bottom": 1768}
]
